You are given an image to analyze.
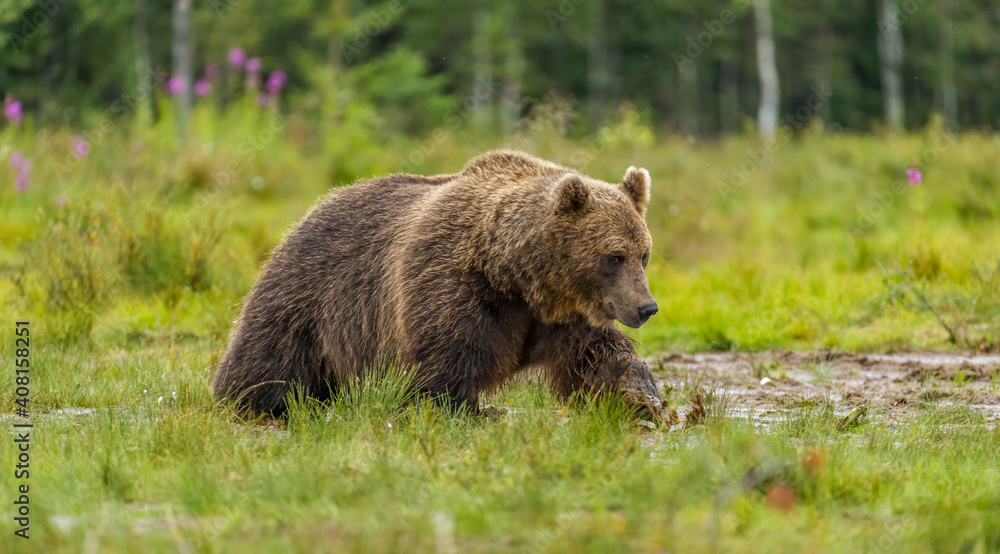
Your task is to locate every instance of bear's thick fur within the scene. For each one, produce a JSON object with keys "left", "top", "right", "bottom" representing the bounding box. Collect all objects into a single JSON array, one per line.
[{"left": 212, "top": 150, "right": 663, "bottom": 416}]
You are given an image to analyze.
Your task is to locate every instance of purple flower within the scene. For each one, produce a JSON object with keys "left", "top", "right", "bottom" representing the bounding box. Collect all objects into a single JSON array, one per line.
[
  {"left": 10, "top": 150, "right": 23, "bottom": 170},
  {"left": 203, "top": 64, "right": 218, "bottom": 81},
  {"left": 56, "top": 195, "right": 67, "bottom": 206},
  {"left": 246, "top": 57, "right": 262, "bottom": 73},
  {"left": 266, "top": 70, "right": 288, "bottom": 94},
  {"left": 194, "top": 80, "right": 212, "bottom": 97},
  {"left": 166, "top": 77, "right": 186, "bottom": 95},
  {"left": 14, "top": 159, "right": 30, "bottom": 192},
  {"left": 228, "top": 47, "right": 246, "bottom": 69},
  {"left": 257, "top": 93, "right": 270, "bottom": 107},
  {"left": 72, "top": 135, "right": 90, "bottom": 158},
  {"left": 4, "top": 97, "right": 23, "bottom": 124},
  {"left": 906, "top": 168, "right": 922, "bottom": 186}
]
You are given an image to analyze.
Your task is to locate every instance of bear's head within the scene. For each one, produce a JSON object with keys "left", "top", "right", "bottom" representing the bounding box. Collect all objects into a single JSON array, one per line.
[{"left": 544, "top": 166, "right": 658, "bottom": 329}]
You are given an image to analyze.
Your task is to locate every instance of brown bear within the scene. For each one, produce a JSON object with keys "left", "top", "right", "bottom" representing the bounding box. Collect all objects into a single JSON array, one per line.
[{"left": 212, "top": 149, "right": 663, "bottom": 417}]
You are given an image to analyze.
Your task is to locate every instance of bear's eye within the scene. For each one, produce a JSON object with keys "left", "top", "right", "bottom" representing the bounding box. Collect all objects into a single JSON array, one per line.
[
  {"left": 604, "top": 254, "right": 625, "bottom": 272},
  {"left": 641, "top": 252, "right": 649, "bottom": 268}
]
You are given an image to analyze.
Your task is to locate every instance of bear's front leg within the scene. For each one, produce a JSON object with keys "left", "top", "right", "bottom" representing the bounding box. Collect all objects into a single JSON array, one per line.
[
  {"left": 524, "top": 319, "right": 664, "bottom": 418},
  {"left": 617, "top": 358, "right": 663, "bottom": 418}
]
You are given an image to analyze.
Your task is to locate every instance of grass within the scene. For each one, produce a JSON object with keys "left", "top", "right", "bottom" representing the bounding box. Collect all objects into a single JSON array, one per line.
[
  {"left": 1, "top": 344, "right": 999, "bottom": 552},
  {"left": 1, "top": 101, "right": 1000, "bottom": 551}
]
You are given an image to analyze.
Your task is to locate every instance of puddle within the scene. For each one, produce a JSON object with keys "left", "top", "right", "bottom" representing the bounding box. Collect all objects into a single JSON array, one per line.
[
  {"left": 647, "top": 350, "right": 1000, "bottom": 425},
  {"left": 49, "top": 408, "right": 98, "bottom": 417},
  {"left": 862, "top": 353, "right": 1000, "bottom": 366},
  {"left": 50, "top": 503, "right": 228, "bottom": 540}
]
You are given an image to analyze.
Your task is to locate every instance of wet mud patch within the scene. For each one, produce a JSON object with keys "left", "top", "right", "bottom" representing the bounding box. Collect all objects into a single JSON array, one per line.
[{"left": 645, "top": 350, "right": 1000, "bottom": 427}]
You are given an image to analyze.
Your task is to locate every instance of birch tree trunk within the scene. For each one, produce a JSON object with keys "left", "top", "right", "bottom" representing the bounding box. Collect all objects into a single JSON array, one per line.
[
  {"left": 719, "top": 58, "right": 739, "bottom": 134},
  {"left": 877, "top": 0, "right": 904, "bottom": 132},
  {"left": 134, "top": 0, "right": 153, "bottom": 127},
  {"left": 327, "top": 0, "right": 349, "bottom": 69},
  {"left": 172, "top": 0, "right": 193, "bottom": 130},
  {"left": 472, "top": 10, "right": 493, "bottom": 132},
  {"left": 678, "top": 62, "right": 697, "bottom": 136},
  {"left": 815, "top": 20, "right": 833, "bottom": 126},
  {"left": 586, "top": 0, "right": 609, "bottom": 127},
  {"left": 502, "top": 28, "right": 524, "bottom": 135},
  {"left": 939, "top": 0, "right": 957, "bottom": 132},
  {"left": 754, "top": 0, "right": 780, "bottom": 138}
]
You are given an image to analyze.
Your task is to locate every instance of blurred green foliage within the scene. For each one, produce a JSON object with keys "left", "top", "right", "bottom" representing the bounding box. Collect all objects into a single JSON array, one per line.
[
  {"left": 1, "top": 96, "right": 997, "bottom": 352},
  {"left": 2, "top": 0, "right": 1000, "bottom": 133}
]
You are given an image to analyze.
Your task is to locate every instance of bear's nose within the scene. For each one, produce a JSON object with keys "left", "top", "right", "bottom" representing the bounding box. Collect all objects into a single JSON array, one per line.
[{"left": 637, "top": 302, "right": 658, "bottom": 323}]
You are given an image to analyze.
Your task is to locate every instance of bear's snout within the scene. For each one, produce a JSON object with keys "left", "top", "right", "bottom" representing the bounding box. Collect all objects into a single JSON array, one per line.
[
  {"left": 615, "top": 297, "right": 657, "bottom": 329},
  {"left": 611, "top": 275, "right": 657, "bottom": 328},
  {"left": 637, "top": 302, "right": 659, "bottom": 325}
]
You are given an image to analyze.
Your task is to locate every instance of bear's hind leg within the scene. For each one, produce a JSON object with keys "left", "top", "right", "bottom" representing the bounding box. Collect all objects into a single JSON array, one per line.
[{"left": 214, "top": 324, "right": 322, "bottom": 416}]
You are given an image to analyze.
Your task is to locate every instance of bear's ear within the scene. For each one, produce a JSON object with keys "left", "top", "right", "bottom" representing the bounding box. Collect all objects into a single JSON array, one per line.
[
  {"left": 555, "top": 174, "right": 591, "bottom": 215},
  {"left": 621, "top": 166, "right": 651, "bottom": 216}
]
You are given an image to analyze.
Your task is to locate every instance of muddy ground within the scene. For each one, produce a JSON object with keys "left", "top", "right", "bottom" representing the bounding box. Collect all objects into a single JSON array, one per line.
[{"left": 644, "top": 350, "right": 1000, "bottom": 426}]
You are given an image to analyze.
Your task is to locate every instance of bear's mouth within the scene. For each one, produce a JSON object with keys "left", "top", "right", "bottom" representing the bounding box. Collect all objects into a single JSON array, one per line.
[
  {"left": 606, "top": 301, "right": 645, "bottom": 329},
  {"left": 601, "top": 302, "right": 617, "bottom": 322}
]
